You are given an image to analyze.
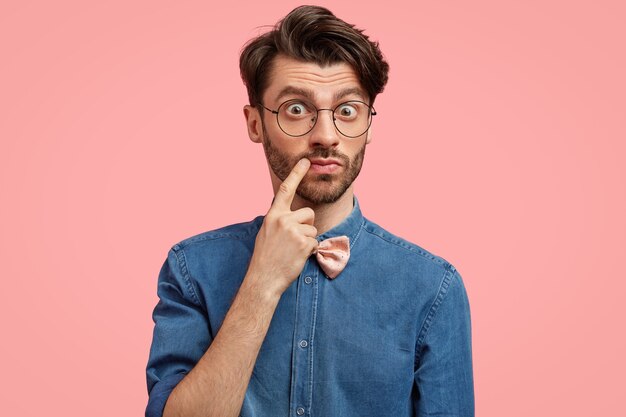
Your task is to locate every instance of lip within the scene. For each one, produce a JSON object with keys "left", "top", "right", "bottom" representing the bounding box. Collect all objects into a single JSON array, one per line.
[
  {"left": 308, "top": 158, "right": 342, "bottom": 166},
  {"left": 308, "top": 158, "right": 342, "bottom": 174}
]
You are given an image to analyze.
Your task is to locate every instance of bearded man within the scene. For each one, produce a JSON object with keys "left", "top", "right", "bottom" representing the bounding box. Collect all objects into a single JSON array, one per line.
[{"left": 146, "top": 5, "right": 474, "bottom": 417}]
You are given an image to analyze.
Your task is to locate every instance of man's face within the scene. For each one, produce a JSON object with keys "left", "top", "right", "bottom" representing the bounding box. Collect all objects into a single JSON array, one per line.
[{"left": 248, "top": 55, "right": 372, "bottom": 205}]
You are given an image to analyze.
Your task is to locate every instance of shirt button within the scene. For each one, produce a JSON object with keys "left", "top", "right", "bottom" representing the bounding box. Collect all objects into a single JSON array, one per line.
[
  {"left": 304, "top": 276, "right": 312, "bottom": 284},
  {"left": 296, "top": 407, "right": 305, "bottom": 415},
  {"left": 299, "top": 339, "right": 308, "bottom": 348}
]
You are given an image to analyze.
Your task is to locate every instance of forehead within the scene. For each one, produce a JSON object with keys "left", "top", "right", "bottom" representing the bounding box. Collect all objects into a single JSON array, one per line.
[{"left": 264, "top": 54, "right": 366, "bottom": 104}]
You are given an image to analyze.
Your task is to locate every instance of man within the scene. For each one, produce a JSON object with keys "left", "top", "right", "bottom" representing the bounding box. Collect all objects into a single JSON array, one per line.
[{"left": 146, "top": 5, "right": 474, "bottom": 417}]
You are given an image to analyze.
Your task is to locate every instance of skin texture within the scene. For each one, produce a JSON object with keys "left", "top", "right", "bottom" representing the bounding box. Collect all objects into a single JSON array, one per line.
[{"left": 162, "top": 55, "right": 372, "bottom": 417}]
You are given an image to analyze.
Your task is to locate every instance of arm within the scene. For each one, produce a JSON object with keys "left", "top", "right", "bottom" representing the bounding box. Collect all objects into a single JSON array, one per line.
[
  {"left": 161, "top": 271, "right": 281, "bottom": 417},
  {"left": 414, "top": 265, "right": 475, "bottom": 416},
  {"left": 146, "top": 158, "right": 318, "bottom": 417},
  {"left": 145, "top": 248, "right": 281, "bottom": 417}
]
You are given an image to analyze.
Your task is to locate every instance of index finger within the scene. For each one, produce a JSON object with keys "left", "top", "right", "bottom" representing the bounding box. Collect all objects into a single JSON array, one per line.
[{"left": 273, "top": 158, "right": 310, "bottom": 210}]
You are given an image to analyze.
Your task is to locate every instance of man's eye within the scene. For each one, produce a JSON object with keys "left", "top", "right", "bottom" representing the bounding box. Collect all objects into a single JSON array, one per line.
[
  {"left": 337, "top": 104, "right": 358, "bottom": 119},
  {"left": 286, "top": 103, "right": 308, "bottom": 115}
]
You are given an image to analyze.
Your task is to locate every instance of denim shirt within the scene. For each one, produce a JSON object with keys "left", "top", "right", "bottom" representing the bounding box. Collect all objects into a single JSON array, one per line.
[{"left": 145, "top": 196, "right": 474, "bottom": 417}]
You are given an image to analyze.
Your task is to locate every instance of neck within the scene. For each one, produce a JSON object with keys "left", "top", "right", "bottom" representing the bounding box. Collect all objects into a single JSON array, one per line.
[{"left": 290, "top": 188, "right": 355, "bottom": 236}]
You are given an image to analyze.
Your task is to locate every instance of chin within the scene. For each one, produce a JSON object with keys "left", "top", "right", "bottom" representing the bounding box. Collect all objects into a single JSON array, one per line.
[{"left": 297, "top": 179, "right": 350, "bottom": 205}]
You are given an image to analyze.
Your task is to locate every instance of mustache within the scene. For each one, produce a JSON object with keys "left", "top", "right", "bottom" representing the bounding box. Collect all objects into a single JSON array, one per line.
[{"left": 299, "top": 148, "right": 350, "bottom": 164}]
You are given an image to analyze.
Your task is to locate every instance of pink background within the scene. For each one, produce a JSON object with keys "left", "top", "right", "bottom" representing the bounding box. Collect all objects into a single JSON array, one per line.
[{"left": 1, "top": 0, "right": 624, "bottom": 415}]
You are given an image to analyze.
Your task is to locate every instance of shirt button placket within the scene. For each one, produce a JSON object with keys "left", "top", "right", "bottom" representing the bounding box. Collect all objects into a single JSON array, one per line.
[{"left": 290, "top": 268, "right": 317, "bottom": 417}]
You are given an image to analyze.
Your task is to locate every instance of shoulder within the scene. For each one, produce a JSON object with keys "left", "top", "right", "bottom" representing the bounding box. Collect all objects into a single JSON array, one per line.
[
  {"left": 360, "top": 216, "right": 454, "bottom": 269},
  {"left": 170, "top": 215, "right": 264, "bottom": 253},
  {"left": 358, "top": 216, "right": 465, "bottom": 291},
  {"left": 162, "top": 216, "right": 264, "bottom": 292}
]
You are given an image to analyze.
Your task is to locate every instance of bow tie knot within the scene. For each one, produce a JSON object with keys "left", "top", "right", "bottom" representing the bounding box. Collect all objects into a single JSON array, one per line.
[{"left": 314, "top": 235, "right": 350, "bottom": 279}]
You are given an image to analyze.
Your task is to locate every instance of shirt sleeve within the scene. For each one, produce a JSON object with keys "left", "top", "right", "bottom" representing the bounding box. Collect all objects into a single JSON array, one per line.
[
  {"left": 145, "top": 247, "right": 213, "bottom": 417},
  {"left": 414, "top": 265, "right": 475, "bottom": 416}
]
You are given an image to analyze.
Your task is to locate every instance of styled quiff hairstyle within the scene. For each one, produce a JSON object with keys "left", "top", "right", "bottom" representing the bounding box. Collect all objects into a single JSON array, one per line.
[{"left": 239, "top": 5, "right": 389, "bottom": 107}]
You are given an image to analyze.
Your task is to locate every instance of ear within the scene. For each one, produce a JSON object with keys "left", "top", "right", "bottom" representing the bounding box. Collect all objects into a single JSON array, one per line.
[
  {"left": 243, "top": 105, "right": 263, "bottom": 144},
  {"left": 365, "top": 125, "right": 373, "bottom": 144}
]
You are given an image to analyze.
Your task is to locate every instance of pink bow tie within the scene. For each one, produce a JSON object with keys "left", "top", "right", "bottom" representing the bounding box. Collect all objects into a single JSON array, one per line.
[{"left": 314, "top": 235, "right": 350, "bottom": 279}]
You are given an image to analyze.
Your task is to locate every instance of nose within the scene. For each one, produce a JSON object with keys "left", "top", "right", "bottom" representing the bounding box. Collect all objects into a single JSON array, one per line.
[{"left": 308, "top": 109, "right": 340, "bottom": 148}]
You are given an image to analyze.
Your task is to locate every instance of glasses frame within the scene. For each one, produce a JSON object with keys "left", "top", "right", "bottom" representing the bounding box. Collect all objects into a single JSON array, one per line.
[{"left": 258, "top": 99, "right": 377, "bottom": 138}]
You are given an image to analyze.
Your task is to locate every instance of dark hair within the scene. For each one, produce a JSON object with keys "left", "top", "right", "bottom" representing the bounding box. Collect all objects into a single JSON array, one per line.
[{"left": 239, "top": 5, "right": 389, "bottom": 107}]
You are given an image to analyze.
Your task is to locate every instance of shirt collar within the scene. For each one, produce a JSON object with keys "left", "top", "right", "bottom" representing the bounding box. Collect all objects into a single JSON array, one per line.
[{"left": 316, "top": 195, "right": 365, "bottom": 248}]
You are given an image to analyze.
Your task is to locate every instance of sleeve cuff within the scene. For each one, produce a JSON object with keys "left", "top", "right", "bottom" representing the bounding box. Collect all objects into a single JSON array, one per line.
[{"left": 145, "top": 372, "right": 187, "bottom": 417}]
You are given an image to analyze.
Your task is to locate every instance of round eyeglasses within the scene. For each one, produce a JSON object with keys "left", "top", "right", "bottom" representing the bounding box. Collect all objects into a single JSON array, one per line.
[{"left": 258, "top": 99, "right": 376, "bottom": 138}]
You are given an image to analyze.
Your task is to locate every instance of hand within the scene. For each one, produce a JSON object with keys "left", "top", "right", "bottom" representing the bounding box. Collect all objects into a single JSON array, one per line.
[{"left": 246, "top": 158, "right": 318, "bottom": 297}]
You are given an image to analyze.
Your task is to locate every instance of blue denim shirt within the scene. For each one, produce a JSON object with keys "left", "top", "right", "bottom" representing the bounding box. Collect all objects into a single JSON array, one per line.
[{"left": 146, "top": 196, "right": 474, "bottom": 417}]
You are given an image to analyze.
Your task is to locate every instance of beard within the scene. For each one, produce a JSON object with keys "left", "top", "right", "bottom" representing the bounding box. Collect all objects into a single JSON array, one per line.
[{"left": 261, "top": 124, "right": 366, "bottom": 205}]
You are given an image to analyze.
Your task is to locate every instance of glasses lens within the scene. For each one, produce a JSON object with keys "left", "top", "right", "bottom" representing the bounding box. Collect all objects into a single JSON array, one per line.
[
  {"left": 277, "top": 100, "right": 317, "bottom": 136},
  {"left": 333, "top": 101, "right": 373, "bottom": 138}
]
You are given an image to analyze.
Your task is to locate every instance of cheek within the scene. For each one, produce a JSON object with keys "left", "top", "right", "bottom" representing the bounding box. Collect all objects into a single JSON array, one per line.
[
  {"left": 345, "top": 143, "right": 366, "bottom": 158},
  {"left": 273, "top": 138, "right": 309, "bottom": 156}
]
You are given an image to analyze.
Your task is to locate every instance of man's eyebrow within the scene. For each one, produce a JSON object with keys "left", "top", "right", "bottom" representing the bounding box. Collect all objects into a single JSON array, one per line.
[
  {"left": 334, "top": 87, "right": 367, "bottom": 102},
  {"left": 276, "top": 86, "right": 315, "bottom": 102},
  {"left": 274, "top": 86, "right": 368, "bottom": 104}
]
